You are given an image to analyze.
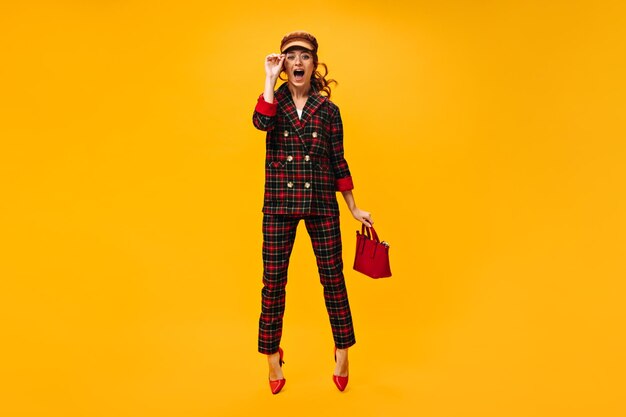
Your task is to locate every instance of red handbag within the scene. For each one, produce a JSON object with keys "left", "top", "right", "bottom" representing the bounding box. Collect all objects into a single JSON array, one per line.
[{"left": 353, "top": 225, "right": 392, "bottom": 278}]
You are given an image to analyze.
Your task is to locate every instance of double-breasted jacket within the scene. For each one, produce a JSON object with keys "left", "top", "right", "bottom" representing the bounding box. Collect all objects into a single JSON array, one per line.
[{"left": 252, "top": 82, "right": 354, "bottom": 216}]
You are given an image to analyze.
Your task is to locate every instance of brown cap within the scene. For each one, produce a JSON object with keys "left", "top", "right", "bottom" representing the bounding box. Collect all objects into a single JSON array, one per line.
[{"left": 280, "top": 31, "right": 318, "bottom": 54}]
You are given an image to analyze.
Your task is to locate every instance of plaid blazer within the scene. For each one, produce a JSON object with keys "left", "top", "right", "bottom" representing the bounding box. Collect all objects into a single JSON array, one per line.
[{"left": 252, "top": 82, "right": 354, "bottom": 216}]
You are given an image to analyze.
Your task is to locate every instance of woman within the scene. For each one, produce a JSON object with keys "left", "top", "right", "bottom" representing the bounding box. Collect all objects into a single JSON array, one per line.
[{"left": 252, "top": 31, "right": 373, "bottom": 394}]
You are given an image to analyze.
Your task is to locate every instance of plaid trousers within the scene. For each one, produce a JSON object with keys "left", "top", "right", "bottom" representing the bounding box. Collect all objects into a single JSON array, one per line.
[{"left": 258, "top": 214, "right": 356, "bottom": 354}]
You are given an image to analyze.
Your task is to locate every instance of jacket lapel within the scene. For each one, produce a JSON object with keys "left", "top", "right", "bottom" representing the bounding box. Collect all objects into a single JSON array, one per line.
[
  {"left": 276, "top": 84, "right": 303, "bottom": 136},
  {"left": 299, "top": 93, "right": 326, "bottom": 127},
  {"left": 276, "top": 84, "right": 327, "bottom": 149}
]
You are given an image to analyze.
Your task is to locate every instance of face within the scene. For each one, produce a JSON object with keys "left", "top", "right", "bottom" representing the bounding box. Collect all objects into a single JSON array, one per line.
[{"left": 283, "top": 48, "right": 315, "bottom": 88}]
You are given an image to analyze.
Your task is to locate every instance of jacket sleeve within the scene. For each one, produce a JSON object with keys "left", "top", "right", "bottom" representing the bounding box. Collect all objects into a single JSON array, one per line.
[
  {"left": 252, "top": 94, "right": 278, "bottom": 131},
  {"left": 328, "top": 105, "right": 354, "bottom": 191}
]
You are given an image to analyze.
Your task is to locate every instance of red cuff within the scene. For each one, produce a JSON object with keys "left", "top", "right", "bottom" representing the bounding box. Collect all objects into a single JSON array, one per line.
[
  {"left": 335, "top": 176, "right": 354, "bottom": 192},
  {"left": 255, "top": 94, "right": 278, "bottom": 116}
]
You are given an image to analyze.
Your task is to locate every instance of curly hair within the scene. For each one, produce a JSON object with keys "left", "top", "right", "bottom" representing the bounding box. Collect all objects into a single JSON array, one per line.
[
  {"left": 311, "top": 56, "right": 338, "bottom": 99},
  {"left": 280, "top": 47, "right": 338, "bottom": 99}
]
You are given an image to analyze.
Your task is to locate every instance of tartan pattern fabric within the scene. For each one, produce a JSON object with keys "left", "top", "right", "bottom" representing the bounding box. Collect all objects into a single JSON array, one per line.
[
  {"left": 253, "top": 82, "right": 354, "bottom": 216},
  {"left": 258, "top": 214, "right": 356, "bottom": 354}
]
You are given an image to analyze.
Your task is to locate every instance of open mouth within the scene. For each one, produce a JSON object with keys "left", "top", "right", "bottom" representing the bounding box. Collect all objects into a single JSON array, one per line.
[{"left": 293, "top": 70, "right": 305, "bottom": 81}]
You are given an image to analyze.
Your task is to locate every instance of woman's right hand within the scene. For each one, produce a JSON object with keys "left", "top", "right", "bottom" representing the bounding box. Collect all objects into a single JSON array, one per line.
[{"left": 265, "top": 53, "right": 285, "bottom": 80}]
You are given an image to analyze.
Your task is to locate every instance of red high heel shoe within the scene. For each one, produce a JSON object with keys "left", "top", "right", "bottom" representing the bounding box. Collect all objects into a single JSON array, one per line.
[
  {"left": 333, "top": 346, "right": 349, "bottom": 392},
  {"left": 268, "top": 347, "right": 285, "bottom": 394}
]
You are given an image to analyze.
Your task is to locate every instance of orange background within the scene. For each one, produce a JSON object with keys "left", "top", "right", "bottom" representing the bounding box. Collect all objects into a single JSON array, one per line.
[{"left": 1, "top": 1, "right": 625, "bottom": 416}]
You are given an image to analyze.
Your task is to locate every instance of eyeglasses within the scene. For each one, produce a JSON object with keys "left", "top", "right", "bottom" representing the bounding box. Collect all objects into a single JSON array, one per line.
[{"left": 285, "top": 51, "right": 312, "bottom": 61}]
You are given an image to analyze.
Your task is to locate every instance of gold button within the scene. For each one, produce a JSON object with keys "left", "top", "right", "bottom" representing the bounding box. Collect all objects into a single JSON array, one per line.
[
  {"left": 287, "top": 155, "right": 293, "bottom": 162},
  {"left": 312, "top": 132, "right": 318, "bottom": 138},
  {"left": 284, "top": 130, "right": 289, "bottom": 137},
  {"left": 304, "top": 182, "right": 311, "bottom": 189},
  {"left": 287, "top": 182, "right": 294, "bottom": 188},
  {"left": 304, "top": 155, "right": 310, "bottom": 162}
]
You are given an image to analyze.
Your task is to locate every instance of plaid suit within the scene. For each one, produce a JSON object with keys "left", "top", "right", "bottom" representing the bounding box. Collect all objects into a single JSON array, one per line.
[
  {"left": 253, "top": 82, "right": 354, "bottom": 216},
  {"left": 253, "top": 83, "right": 356, "bottom": 354}
]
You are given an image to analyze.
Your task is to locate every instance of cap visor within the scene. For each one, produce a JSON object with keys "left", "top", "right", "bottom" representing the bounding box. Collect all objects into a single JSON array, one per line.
[{"left": 281, "top": 40, "right": 314, "bottom": 53}]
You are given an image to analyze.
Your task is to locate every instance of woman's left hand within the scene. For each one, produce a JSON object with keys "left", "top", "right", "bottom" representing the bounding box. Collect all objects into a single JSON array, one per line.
[{"left": 352, "top": 208, "right": 373, "bottom": 228}]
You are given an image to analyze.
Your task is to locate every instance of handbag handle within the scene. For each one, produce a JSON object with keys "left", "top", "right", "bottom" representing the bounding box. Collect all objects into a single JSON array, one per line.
[
  {"left": 358, "top": 225, "right": 381, "bottom": 258},
  {"left": 361, "top": 224, "right": 380, "bottom": 243}
]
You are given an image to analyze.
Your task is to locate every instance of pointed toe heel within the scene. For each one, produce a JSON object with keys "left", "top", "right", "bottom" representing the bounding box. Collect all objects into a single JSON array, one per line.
[
  {"left": 269, "top": 377, "right": 286, "bottom": 394},
  {"left": 268, "top": 347, "right": 286, "bottom": 394},
  {"left": 333, "top": 346, "right": 349, "bottom": 392},
  {"left": 332, "top": 374, "right": 349, "bottom": 392}
]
